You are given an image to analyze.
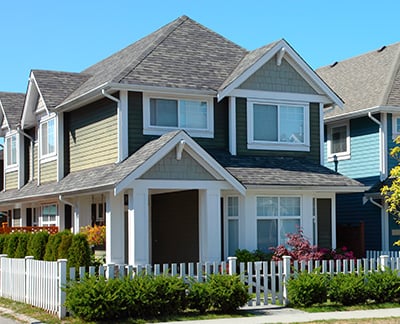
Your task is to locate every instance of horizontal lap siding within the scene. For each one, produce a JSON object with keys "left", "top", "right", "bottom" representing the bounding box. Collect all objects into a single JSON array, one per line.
[
  {"left": 128, "top": 92, "right": 229, "bottom": 153},
  {"left": 236, "top": 98, "right": 320, "bottom": 162},
  {"left": 67, "top": 98, "right": 118, "bottom": 173},
  {"left": 5, "top": 171, "right": 18, "bottom": 190},
  {"left": 40, "top": 160, "right": 57, "bottom": 183}
]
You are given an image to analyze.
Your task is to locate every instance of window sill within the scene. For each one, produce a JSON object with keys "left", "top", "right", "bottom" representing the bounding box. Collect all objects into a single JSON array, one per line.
[
  {"left": 40, "top": 154, "right": 57, "bottom": 164},
  {"left": 144, "top": 127, "right": 214, "bottom": 138},
  {"left": 327, "top": 153, "right": 351, "bottom": 162},
  {"left": 5, "top": 165, "right": 18, "bottom": 173},
  {"left": 247, "top": 142, "right": 310, "bottom": 152}
]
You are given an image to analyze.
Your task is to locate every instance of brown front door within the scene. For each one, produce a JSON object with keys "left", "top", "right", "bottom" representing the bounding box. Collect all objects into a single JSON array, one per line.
[{"left": 151, "top": 190, "right": 199, "bottom": 264}]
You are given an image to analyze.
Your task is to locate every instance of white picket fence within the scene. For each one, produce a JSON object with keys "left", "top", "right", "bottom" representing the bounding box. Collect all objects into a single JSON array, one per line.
[
  {"left": 366, "top": 250, "right": 400, "bottom": 258},
  {"left": 0, "top": 254, "right": 399, "bottom": 319}
]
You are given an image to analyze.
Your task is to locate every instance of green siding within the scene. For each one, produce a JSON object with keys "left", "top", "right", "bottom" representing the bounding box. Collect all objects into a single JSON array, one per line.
[
  {"left": 5, "top": 171, "right": 18, "bottom": 190},
  {"left": 239, "top": 58, "right": 317, "bottom": 94},
  {"left": 128, "top": 92, "right": 229, "bottom": 154},
  {"left": 66, "top": 98, "right": 118, "bottom": 173},
  {"left": 236, "top": 98, "right": 320, "bottom": 161},
  {"left": 142, "top": 150, "right": 217, "bottom": 180},
  {"left": 40, "top": 160, "right": 57, "bottom": 183}
]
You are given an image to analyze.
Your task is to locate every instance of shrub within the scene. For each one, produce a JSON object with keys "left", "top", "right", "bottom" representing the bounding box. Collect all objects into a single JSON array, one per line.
[
  {"left": 365, "top": 269, "right": 400, "bottom": 303},
  {"left": 65, "top": 275, "right": 125, "bottom": 321},
  {"left": 5, "top": 233, "right": 20, "bottom": 258},
  {"left": 14, "top": 233, "right": 30, "bottom": 258},
  {"left": 328, "top": 273, "right": 367, "bottom": 305},
  {"left": 287, "top": 270, "right": 328, "bottom": 307},
  {"left": 187, "top": 280, "right": 211, "bottom": 313},
  {"left": 207, "top": 274, "right": 249, "bottom": 313},
  {"left": 0, "top": 235, "right": 7, "bottom": 253},
  {"left": 67, "top": 233, "right": 92, "bottom": 270},
  {"left": 80, "top": 225, "right": 106, "bottom": 246},
  {"left": 44, "top": 230, "right": 71, "bottom": 261},
  {"left": 27, "top": 231, "right": 49, "bottom": 260},
  {"left": 58, "top": 232, "right": 73, "bottom": 259}
]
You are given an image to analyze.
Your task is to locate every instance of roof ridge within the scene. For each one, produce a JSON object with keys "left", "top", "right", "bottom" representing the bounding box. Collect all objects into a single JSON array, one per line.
[
  {"left": 381, "top": 44, "right": 400, "bottom": 105},
  {"left": 113, "top": 16, "right": 189, "bottom": 83}
]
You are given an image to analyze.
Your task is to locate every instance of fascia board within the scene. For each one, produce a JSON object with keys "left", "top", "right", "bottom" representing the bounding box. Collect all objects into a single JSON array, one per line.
[
  {"left": 245, "top": 184, "right": 366, "bottom": 192},
  {"left": 0, "top": 100, "right": 9, "bottom": 132},
  {"left": 323, "top": 105, "right": 400, "bottom": 123}
]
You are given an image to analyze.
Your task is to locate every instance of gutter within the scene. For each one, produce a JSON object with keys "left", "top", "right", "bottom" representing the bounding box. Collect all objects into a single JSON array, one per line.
[
  {"left": 17, "top": 127, "right": 35, "bottom": 183},
  {"left": 58, "top": 195, "right": 74, "bottom": 207}
]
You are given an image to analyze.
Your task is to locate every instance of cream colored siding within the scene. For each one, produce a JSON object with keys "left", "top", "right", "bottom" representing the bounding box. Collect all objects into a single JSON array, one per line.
[
  {"left": 68, "top": 99, "right": 118, "bottom": 172},
  {"left": 32, "top": 143, "right": 38, "bottom": 180},
  {"left": 5, "top": 171, "right": 18, "bottom": 190},
  {"left": 40, "top": 160, "right": 57, "bottom": 183}
]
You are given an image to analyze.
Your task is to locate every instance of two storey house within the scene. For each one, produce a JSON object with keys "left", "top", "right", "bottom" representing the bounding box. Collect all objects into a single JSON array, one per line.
[
  {"left": 0, "top": 16, "right": 362, "bottom": 265},
  {"left": 318, "top": 42, "right": 400, "bottom": 252}
]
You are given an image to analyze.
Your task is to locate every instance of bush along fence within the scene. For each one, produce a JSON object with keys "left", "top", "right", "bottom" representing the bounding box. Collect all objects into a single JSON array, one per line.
[{"left": 0, "top": 254, "right": 399, "bottom": 320}]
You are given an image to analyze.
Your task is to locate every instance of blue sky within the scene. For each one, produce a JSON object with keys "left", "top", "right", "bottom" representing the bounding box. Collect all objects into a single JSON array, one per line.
[{"left": 1, "top": 0, "right": 399, "bottom": 93}]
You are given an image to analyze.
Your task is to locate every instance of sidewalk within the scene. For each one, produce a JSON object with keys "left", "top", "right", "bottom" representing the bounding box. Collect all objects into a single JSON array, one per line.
[{"left": 161, "top": 305, "right": 400, "bottom": 324}]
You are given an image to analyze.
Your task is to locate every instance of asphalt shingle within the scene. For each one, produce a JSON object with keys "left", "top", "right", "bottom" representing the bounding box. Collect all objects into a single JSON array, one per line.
[{"left": 0, "top": 92, "right": 25, "bottom": 129}]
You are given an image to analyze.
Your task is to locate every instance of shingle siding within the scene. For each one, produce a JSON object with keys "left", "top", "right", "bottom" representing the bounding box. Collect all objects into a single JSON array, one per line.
[
  {"left": 236, "top": 98, "right": 320, "bottom": 162},
  {"left": 66, "top": 98, "right": 118, "bottom": 173},
  {"left": 239, "top": 58, "right": 317, "bottom": 94}
]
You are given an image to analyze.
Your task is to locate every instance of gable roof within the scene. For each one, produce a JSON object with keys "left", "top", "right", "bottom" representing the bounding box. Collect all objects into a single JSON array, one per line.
[
  {"left": 317, "top": 42, "right": 400, "bottom": 120},
  {"left": 0, "top": 91, "right": 25, "bottom": 131}
]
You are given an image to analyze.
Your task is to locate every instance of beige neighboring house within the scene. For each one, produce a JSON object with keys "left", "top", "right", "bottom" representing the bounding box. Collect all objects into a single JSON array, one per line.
[{"left": 0, "top": 16, "right": 363, "bottom": 265}]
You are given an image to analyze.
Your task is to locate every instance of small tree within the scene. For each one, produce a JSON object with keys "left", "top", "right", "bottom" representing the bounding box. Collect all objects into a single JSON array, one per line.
[{"left": 381, "top": 136, "right": 400, "bottom": 246}]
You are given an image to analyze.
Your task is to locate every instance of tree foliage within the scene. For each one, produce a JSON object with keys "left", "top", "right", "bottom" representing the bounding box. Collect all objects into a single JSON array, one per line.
[{"left": 381, "top": 136, "right": 400, "bottom": 246}]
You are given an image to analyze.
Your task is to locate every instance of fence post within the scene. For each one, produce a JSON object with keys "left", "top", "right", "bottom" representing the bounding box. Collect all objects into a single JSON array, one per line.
[
  {"left": 282, "top": 255, "right": 291, "bottom": 306},
  {"left": 57, "top": 259, "right": 67, "bottom": 319},
  {"left": 380, "top": 255, "right": 389, "bottom": 271},
  {"left": 24, "top": 256, "right": 33, "bottom": 304},
  {"left": 228, "top": 257, "right": 237, "bottom": 275}
]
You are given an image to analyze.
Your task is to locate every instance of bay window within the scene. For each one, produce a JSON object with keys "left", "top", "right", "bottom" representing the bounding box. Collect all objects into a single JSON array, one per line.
[
  {"left": 144, "top": 94, "right": 213, "bottom": 137},
  {"left": 248, "top": 100, "right": 309, "bottom": 151},
  {"left": 256, "top": 196, "right": 301, "bottom": 252}
]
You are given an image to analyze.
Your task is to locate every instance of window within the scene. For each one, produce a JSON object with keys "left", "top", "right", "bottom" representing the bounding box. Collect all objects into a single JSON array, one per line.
[
  {"left": 247, "top": 101, "right": 309, "bottom": 151},
  {"left": 327, "top": 122, "right": 350, "bottom": 161},
  {"left": 227, "top": 196, "right": 239, "bottom": 257},
  {"left": 392, "top": 115, "right": 400, "bottom": 139},
  {"left": 143, "top": 94, "right": 213, "bottom": 137},
  {"left": 256, "top": 196, "right": 301, "bottom": 252},
  {"left": 41, "top": 204, "right": 57, "bottom": 226},
  {"left": 5, "top": 134, "right": 17, "bottom": 167},
  {"left": 91, "top": 202, "right": 106, "bottom": 226},
  {"left": 40, "top": 117, "right": 56, "bottom": 158}
]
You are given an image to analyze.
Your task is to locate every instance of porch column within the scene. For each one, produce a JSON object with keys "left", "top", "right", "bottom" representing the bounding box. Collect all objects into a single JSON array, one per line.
[
  {"left": 127, "top": 187, "right": 149, "bottom": 266},
  {"left": 199, "top": 188, "right": 221, "bottom": 262},
  {"left": 105, "top": 192, "right": 125, "bottom": 264}
]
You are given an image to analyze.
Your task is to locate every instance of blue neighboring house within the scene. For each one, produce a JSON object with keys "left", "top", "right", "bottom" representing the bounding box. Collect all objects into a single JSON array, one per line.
[{"left": 317, "top": 42, "right": 400, "bottom": 253}]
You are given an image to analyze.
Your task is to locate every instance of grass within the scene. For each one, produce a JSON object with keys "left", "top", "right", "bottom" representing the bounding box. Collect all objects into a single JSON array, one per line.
[{"left": 297, "top": 301, "right": 400, "bottom": 313}]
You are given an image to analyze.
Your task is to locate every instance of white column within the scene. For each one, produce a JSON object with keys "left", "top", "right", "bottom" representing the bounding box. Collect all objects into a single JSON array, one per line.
[
  {"left": 106, "top": 192, "right": 125, "bottom": 264},
  {"left": 199, "top": 189, "right": 221, "bottom": 262},
  {"left": 128, "top": 187, "right": 149, "bottom": 265},
  {"left": 73, "top": 202, "right": 80, "bottom": 234},
  {"left": 58, "top": 202, "right": 65, "bottom": 231}
]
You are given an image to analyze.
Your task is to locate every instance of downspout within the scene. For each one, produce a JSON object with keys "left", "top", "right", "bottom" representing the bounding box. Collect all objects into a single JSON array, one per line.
[
  {"left": 369, "top": 197, "right": 382, "bottom": 209},
  {"left": 101, "top": 89, "right": 120, "bottom": 164},
  {"left": 17, "top": 127, "right": 34, "bottom": 183},
  {"left": 368, "top": 112, "right": 384, "bottom": 180}
]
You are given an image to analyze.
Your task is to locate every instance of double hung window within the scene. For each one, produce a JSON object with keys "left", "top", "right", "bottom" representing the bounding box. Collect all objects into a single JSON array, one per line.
[
  {"left": 256, "top": 196, "right": 301, "bottom": 252},
  {"left": 41, "top": 204, "right": 57, "bottom": 226},
  {"left": 5, "top": 134, "right": 17, "bottom": 168},
  {"left": 40, "top": 117, "right": 56, "bottom": 158},
  {"left": 327, "top": 122, "right": 350, "bottom": 161}
]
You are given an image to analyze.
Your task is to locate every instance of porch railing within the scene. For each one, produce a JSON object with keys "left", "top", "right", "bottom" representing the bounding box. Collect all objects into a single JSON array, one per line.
[{"left": 0, "top": 223, "right": 58, "bottom": 235}]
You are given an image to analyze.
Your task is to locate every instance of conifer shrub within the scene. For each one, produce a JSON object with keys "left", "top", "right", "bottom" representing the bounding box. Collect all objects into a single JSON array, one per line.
[
  {"left": 14, "top": 233, "right": 30, "bottom": 258},
  {"left": 287, "top": 270, "right": 329, "bottom": 307},
  {"left": 0, "top": 234, "right": 8, "bottom": 254},
  {"left": 5, "top": 233, "right": 20, "bottom": 258},
  {"left": 328, "top": 272, "right": 368, "bottom": 305},
  {"left": 27, "top": 231, "right": 49, "bottom": 260},
  {"left": 67, "top": 233, "right": 91, "bottom": 271},
  {"left": 365, "top": 269, "right": 400, "bottom": 303},
  {"left": 58, "top": 232, "right": 73, "bottom": 259},
  {"left": 44, "top": 230, "right": 71, "bottom": 261}
]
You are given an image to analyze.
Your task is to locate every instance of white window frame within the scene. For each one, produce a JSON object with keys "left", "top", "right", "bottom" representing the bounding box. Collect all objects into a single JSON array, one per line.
[
  {"left": 40, "top": 203, "right": 58, "bottom": 227},
  {"left": 392, "top": 115, "right": 400, "bottom": 139},
  {"left": 143, "top": 93, "right": 214, "bottom": 138},
  {"left": 225, "top": 196, "right": 240, "bottom": 258},
  {"left": 256, "top": 195, "right": 302, "bottom": 251},
  {"left": 247, "top": 99, "right": 310, "bottom": 151},
  {"left": 5, "top": 132, "right": 18, "bottom": 171},
  {"left": 327, "top": 121, "right": 350, "bottom": 161},
  {"left": 39, "top": 114, "right": 57, "bottom": 162}
]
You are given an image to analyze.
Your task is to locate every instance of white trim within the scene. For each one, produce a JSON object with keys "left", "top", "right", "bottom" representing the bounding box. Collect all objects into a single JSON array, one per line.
[
  {"left": 391, "top": 113, "right": 400, "bottom": 140},
  {"left": 4, "top": 131, "right": 18, "bottom": 171},
  {"left": 229, "top": 96, "right": 237, "bottom": 155},
  {"left": 319, "top": 103, "right": 324, "bottom": 165},
  {"left": 247, "top": 99, "right": 310, "bottom": 152},
  {"left": 114, "top": 131, "right": 246, "bottom": 195},
  {"left": 142, "top": 93, "right": 214, "bottom": 138},
  {"left": 0, "top": 100, "right": 10, "bottom": 132},
  {"left": 39, "top": 114, "right": 57, "bottom": 162},
  {"left": 381, "top": 113, "right": 388, "bottom": 180},
  {"left": 119, "top": 90, "right": 129, "bottom": 161},
  {"left": 57, "top": 113, "right": 64, "bottom": 181},
  {"left": 218, "top": 39, "right": 343, "bottom": 107},
  {"left": 326, "top": 121, "right": 351, "bottom": 161},
  {"left": 245, "top": 185, "right": 366, "bottom": 193},
  {"left": 324, "top": 105, "right": 400, "bottom": 123}
]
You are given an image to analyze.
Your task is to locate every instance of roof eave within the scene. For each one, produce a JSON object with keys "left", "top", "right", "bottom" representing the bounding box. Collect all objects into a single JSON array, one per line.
[
  {"left": 324, "top": 105, "right": 400, "bottom": 122},
  {"left": 245, "top": 184, "right": 366, "bottom": 192}
]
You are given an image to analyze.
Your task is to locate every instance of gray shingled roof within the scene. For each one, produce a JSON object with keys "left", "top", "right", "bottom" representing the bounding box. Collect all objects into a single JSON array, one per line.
[
  {"left": 32, "top": 70, "right": 90, "bottom": 109},
  {"left": 317, "top": 42, "right": 400, "bottom": 119},
  {"left": 62, "top": 15, "right": 247, "bottom": 104},
  {"left": 209, "top": 150, "right": 363, "bottom": 188},
  {"left": 0, "top": 92, "right": 25, "bottom": 129}
]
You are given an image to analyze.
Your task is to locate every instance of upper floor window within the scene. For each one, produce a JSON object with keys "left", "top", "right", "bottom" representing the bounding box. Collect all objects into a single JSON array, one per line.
[
  {"left": 5, "top": 134, "right": 17, "bottom": 168},
  {"left": 143, "top": 94, "right": 213, "bottom": 138},
  {"left": 40, "top": 117, "right": 56, "bottom": 158},
  {"left": 327, "top": 122, "right": 350, "bottom": 161},
  {"left": 247, "top": 100, "right": 309, "bottom": 151},
  {"left": 392, "top": 115, "right": 400, "bottom": 139}
]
